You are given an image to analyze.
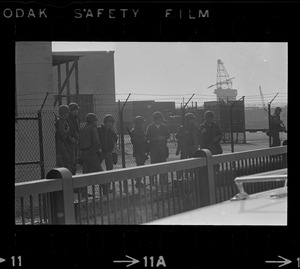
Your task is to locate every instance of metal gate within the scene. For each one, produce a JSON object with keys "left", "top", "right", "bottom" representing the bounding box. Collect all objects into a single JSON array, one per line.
[{"left": 15, "top": 110, "right": 45, "bottom": 182}]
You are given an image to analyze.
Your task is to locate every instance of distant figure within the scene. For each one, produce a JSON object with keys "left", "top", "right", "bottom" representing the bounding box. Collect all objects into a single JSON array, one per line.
[
  {"left": 269, "top": 107, "right": 287, "bottom": 147},
  {"left": 55, "top": 105, "right": 73, "bottom": 172},
  {"left": 130, "top": 116, "right": 149, "bottom": 189},
  {"left": 199, "top": 111, "right": 223, "bottom": 155},
  {"left": 146, "top": 111, "right": 170, "bottom": 186},
  {"left": 78, "top": 113, "right": 102, "bottom": 174},
  {"left": 176, "top": 113, "right": 200, "bottom": 159},
  {"left": 146, "top": 111, "right": 170, "bottom": 164},
  {"left": 97, "top": 114, "right": 118, "bottom": 195},
  {"left": 130, "top": 116, "right": 149, "bottom": 166},
  {"left": 67, "top": 102, "right": 80, "bottom": 175}
]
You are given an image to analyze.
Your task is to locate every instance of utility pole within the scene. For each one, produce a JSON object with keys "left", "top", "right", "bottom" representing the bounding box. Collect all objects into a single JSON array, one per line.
[
  {"left": 229, "top": 96, "right": 244, "bottom": 152},
  {"left": 268, "top": 93, "right": 279, "bottom": 147},
  {"left": 119, "top": 94, "right": 131, "bottom": 168}
]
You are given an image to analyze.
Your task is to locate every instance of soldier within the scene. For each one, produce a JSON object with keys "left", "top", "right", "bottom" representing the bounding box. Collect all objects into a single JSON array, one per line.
[
  {"left": 78, "top": 113, "right": 102, "bottom": 174},
  {"left": 269, "top": 107, "right": 287, "bottom": 147},
  {"left": 131, "top": 116, "right": 149, "bottom": 165},
  {"left": 175, "top": 113, "right": 200, "bottom": 159},
  {"left": 97, "top": 114, "right": 118, "bottom": 195},
  {"left": 67, "top": 102, "right": 80, "bottom": 175},
  {"left": 199, "top": 111, "right": 223, "bottom": 155},
  {"left": 146, "top": 112, "right": 170, "bottom": 186},
  {"left": 130, "top": 116, "right": 149, "bottom": 189},
  {"left": 55, "top": 105, "right": 73, "bottom": 172},
  {"left": 146, "top": 111, "right": 170, "bottom": 164}
]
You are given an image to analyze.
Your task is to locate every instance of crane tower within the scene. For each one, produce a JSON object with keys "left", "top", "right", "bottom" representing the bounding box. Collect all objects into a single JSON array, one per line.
[{"left": 211, "top": 59, "right": 238, "bottom": 101}]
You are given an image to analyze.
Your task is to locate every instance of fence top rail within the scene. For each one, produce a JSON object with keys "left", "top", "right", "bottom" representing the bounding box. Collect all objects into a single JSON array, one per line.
[
  {"left": 73, "top": 157, "right": 207, "bottom": 188},
  {"left": 212, "top": 146, "right": 287, "bottom": 164},
  {"left": 15, "top": 178, "right": 62, "bottom": 198},
  {"left": 15, "top": 157, "right": 206, "bottom": 198}
]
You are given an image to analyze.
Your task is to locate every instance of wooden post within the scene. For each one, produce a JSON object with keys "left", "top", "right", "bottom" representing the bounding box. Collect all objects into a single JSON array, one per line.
[
  {"left": 57, "top": 64, "right": 62, "bottom": 106},
  {"left": 75, "top": 60, "right": 79, "bottom": 103},
  {"left": 46, "top": 168, "right": 75, "bottom": 224},
  {"left": 66, "top": 61, "right": 70, "bottom": 104}
]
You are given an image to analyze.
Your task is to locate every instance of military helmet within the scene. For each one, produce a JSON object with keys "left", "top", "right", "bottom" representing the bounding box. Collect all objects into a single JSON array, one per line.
[
  {"left": 134, "top": 116, "right": 145, "bottom": 126},
  {"left": 185, "top": 113, "right": 196, "bottom": 121},
  {"left": 275, "top": 107, "right": 282, "bottom": 113},
  {"left": 204, "top": 110, "right": 215, "bottom": 119},
  {"left": 68, "top": 102, "right": 80, "bottom": 111},
  {"left": 85, "top": 113, "right": 98, "bottom": 123},
  {"left": 58, "top": 105, "right": 69, "bottom": 115},
  {"left": 104, "top": 114, "right": 115, "bottom": 123},
  {"left": 153, "top": 111, "right": 164, "bottom": 120}
]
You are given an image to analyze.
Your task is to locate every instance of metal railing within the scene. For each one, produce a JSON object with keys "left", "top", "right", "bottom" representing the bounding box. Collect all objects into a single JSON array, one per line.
[
  {"left": 211, "top": 146, "right": 287, "bottom": 203},
  {"left": 15, "top": 146, "right": 287, "bottom": 225}
]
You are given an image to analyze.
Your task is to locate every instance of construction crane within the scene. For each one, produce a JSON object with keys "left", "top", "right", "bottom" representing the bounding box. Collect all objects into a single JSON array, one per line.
[
  {"left": 207, "top": 59, "right": 235, "bottom": 89},
  {"left": 259, "top": 85, "right": 268, "bottom": 112},
  {"left": 207, "top": 59, "right": 237, "bottom": 101}
]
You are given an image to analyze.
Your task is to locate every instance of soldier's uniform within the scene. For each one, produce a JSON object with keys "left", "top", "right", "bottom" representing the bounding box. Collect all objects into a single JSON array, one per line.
[
  {"left": 78, "top": 113, "right": 102, "bottom": 174},
  {"left": 97, "top": 114, "right": 118, "bottom": 195},
  {"left": 146, "top": 112, "right": 170, "bottom": 164},
  {"left": 175, "top": 113, "right": 200, "bottom": 159},
  {"left": 97, "top": 116, "right": 118, "bottom": 170},
  {"left": 130, "top": 116, "right": 148, "bottom": 166},
  {"left": 130, "top": 116, "right": 149, "bottom": 190},
  {"left": 199, "top": 111, "right": 223, "bottom": 155},
  {"left": 146, "top": 112, "right": 170, "bottom": 187},
  {"left": 67, "top": 103, "right": 80, "bottom": 175},
  {"left": 55, "top": 105, "right": 73, "bottom": 172},
  {"left": 269, "top": 107, "right": 286, "bottom": 147}
]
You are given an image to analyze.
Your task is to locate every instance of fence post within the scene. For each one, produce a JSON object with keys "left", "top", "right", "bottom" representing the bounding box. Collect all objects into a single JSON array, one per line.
[
  {"left": 37, "top": 111, "right": 45, "bottom": 178},
  {"left": 46, "top": 168, "right": 75, "bottom": 224},
  {"left": 194, "top": 149, "right": 216, "bottom": 206},
  {"left": 119, "top": 105, "right": 126, "bottom": 168}
]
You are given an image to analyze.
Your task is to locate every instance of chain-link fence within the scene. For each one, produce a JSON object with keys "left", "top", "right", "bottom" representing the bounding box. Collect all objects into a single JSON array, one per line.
[
  {"left": 15, "top": 93, "right": 288, "bottom": 181},
  {"left": 15, "top": 111, "right": 43, "bottom": 183}
]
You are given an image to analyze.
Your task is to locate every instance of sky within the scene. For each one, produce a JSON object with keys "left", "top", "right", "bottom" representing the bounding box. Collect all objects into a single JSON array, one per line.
[{"left": 52, "top": 42, "right": 287, "bottom": 106}]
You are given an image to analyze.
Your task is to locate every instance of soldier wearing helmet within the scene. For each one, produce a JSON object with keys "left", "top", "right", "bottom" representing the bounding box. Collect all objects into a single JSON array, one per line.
[
  {"left": 97, "top": 114, "right": 118, "bottom": 195},
  {"left": 175, "top": 112, "right": 200, "bottom": 159},
  {"left": 130, "top": 116, "right": 149, "bottom": 189},
  {"left": 78, "top": 113, "right": 102, "bottom": 174},
  {"left": 67, "top": 102, "right": 80, "bottom": 175},
  {"left": 55, "top": 105, "right": 72, "bottom": 172},
  {"left": 131, "top": 116, "right": 148, "bottom": 165},
  {"left": 146, "top": 111, "right": 170, "bottom": 164},
  {"left": 146, "top": 111, "right": 170, "bottom": 187},
  {"left": 199, "top": 111, "right": 223, "bottom": 155},
  {"left": 269, "top": 106, "right": 287, "bottom": 147}
]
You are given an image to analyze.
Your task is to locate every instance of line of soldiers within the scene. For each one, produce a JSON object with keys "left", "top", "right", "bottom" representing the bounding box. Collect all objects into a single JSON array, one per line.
[
  {"left": 55, "top": 105, "right": 223, "bottom": 192},
  {"left": 55, "top": 106, "right": 224, "bottom": 174},
  {"left": 55, "top": 103, "right": 118, "bottom": 195},
  {"left": 130, "top": 110, "right": 223, "bottom": 164}
]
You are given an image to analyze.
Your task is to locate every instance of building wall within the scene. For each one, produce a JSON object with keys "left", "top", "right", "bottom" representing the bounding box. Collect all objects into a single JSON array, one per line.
[
  {"left": 16, "top": 42, "right": 54, "bottom": 110},
  {"left": 15, "top": 42, "right": 56, "bottom": 180},
  {"left": 52, "top": 51, "right": 116, "bottom": 110}
]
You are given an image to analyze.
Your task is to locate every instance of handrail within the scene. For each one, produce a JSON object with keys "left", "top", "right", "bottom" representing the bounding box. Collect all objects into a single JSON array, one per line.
[
  {"left": 15, "top": 178, "right": 62, "bottom": 197},
  {"left": 212, "top": 145, "right": 287, "bottom": 164},
  {"left": 73, "top": 157, "right": 207, "bottom": 189},
  {"left": 231, "top": 168, "right": 287, "bottom": 201}
]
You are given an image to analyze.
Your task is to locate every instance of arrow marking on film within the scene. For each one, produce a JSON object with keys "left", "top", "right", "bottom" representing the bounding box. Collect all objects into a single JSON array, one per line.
[
  {"left": 113, "top": 255, "right": 139, "bottom": 267},
  {"left": 265, "top": 255, "right": 292, "bottom": 267},
  {"left": 0, "top": 257, "right": 5, "bottom": 263}
]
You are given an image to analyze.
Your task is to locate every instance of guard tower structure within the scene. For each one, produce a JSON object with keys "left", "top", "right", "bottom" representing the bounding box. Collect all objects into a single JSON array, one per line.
[{"left": 209, "top": 59, "right": 238, "bottom": 101}]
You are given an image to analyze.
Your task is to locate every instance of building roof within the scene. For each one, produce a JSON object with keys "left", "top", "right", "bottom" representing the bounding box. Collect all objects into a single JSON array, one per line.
[{"left": 52, "top": 55, "right": 81, "bottom": 66}]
